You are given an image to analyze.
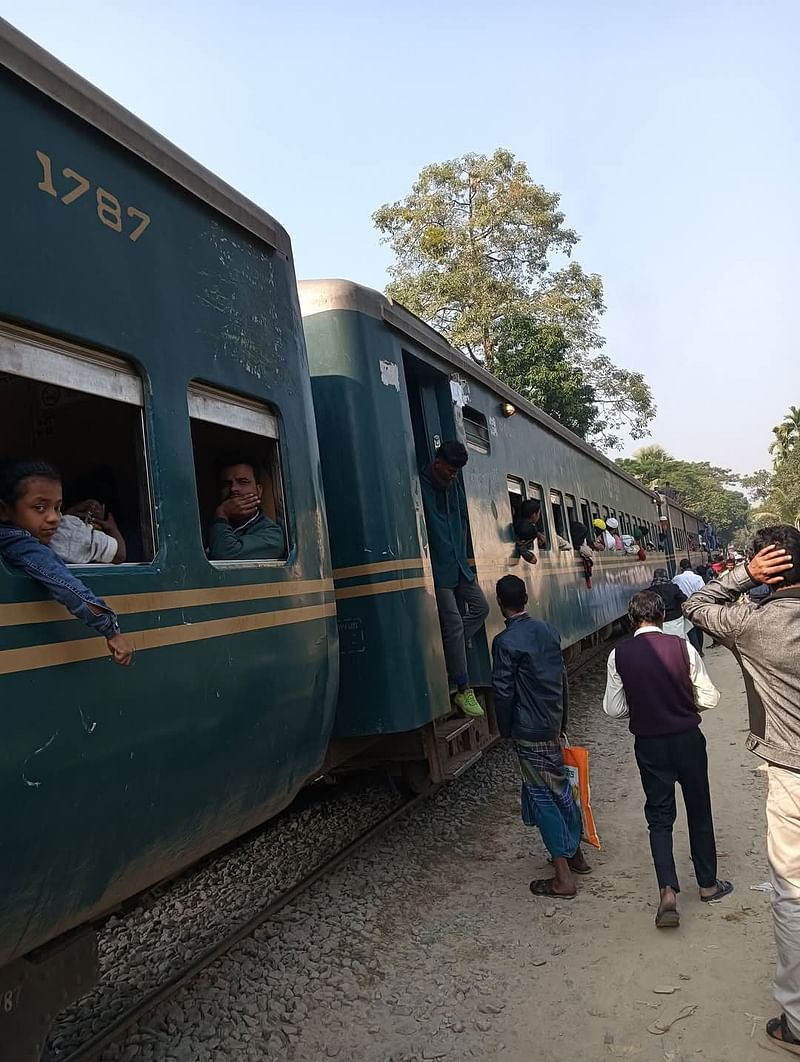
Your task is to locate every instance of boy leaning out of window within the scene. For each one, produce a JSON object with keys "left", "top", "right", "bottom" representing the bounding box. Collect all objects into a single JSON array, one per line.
[{"left": 0, "top": 460, "right": 134, "bottom": 666}]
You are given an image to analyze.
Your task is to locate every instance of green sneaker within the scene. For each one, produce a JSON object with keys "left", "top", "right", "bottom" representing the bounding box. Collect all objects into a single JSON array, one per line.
[{"left": 454, "top": 688, "right": 484, "bottom": 718}]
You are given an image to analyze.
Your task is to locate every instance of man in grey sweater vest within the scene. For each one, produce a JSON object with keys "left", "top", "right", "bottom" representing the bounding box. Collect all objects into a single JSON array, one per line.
[{"left": 603, "top": 589, "right": 727, "bottom": 929}]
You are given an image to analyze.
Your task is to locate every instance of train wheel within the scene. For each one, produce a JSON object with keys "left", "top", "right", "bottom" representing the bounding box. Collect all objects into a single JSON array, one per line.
[{"left": 399, "top": 759, "right": 435, "bottom": 797}]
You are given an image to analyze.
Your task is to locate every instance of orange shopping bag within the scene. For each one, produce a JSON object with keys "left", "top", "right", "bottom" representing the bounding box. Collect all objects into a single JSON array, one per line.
[{"left": 563, "top": 744, "right": 601, "bottom": 849}]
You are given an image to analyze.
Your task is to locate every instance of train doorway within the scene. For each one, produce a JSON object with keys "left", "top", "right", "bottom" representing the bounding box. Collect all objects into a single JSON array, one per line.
[{"left": 402, "top": 353, "right": 492, "bottom": 693}]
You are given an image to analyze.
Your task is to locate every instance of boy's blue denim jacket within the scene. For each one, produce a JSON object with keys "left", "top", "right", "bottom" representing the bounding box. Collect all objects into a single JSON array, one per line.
[{"left": 0, "top": 524, "right": 120, "bottom": 637}]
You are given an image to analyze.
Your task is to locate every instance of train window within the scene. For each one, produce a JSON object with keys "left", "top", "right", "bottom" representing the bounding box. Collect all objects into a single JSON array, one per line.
[
  {"left": 507, "top": 475, "right": 525, "bottom": 522},
  {"left": 549, "top": 489, "right": 566, "bottom": 539},
  {"left": 602, "top": 505, "right": 610, "bottom": 520},
  {"left": 580, "top": 498, "right": 592, "bottom": 531},
  {"left": 463, "top": 407, "right": 490, "bottom": 455},
  {"left": 591, "top": 501, "right": 600, "bottom": 521},
  {"left": 529, "top": 482, "right": 550, "bottom": 550},
  {"left": 565, "top": 493, "right": 578, "bottom": 529},
  {"left": 188, "top": 383, "right": 288, "bottom": 564},
  {"left": 0, "top": 326, "right": 155, "bottom": 563}
]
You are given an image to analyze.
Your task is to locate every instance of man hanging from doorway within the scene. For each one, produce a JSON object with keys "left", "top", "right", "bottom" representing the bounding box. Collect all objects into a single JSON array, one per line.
[{"left": 420, "top": 441, "right": 490, "bottom": 718}]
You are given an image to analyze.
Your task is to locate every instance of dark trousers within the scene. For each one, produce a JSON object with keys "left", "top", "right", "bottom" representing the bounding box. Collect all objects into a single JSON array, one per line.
[
  {"left": 687, "top": 624, "right": 704, "bottom": 656},
  {"left": 634, "top": 726, "right": 717, "bottom": 892}
]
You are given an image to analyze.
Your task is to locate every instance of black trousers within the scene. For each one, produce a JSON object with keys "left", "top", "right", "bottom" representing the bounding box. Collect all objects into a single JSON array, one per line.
[
  {"left": 687, "top": 624, "right": 704, "bottom": 656},
  {"left": 633, "top": 727, "right": 717, "bottom": 892}
]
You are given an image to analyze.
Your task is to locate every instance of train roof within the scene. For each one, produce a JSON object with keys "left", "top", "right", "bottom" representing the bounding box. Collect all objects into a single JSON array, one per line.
[
  {"left": 299, "top": 278, "right": 666, "bottom": 503},
  {"left": 0, "top": 18, "right": 292, "bottom": 259}
]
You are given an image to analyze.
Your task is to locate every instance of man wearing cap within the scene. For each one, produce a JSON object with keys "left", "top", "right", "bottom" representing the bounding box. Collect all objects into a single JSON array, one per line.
[{"left": 606, "top": 517, "right": 623, "bottom": 551}]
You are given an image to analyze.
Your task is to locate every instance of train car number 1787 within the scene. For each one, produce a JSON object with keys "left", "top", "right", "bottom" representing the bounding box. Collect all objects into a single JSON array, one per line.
[{"left": 35, "top": 150, "right": 151, "bottom": 242}]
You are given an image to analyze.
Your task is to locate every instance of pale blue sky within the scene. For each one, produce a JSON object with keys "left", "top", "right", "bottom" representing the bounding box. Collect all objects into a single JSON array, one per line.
[{"left": 5, "top": 1, "right": 798, "bottom": 473}]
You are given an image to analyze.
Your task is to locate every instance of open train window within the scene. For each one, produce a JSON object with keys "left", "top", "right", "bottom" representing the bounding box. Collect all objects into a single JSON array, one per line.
[
  {"left": 507, "top": 475, "right": 525, "bottom": 522},
  {"left": 528, "top": 482, "right": 550, "bottom": 550},
  {"left": 549, "top": 488, "right": 567, "bottom": 540},
  {"left": 464, "top": 406, "right": 490, "bottom": 454},
  {"left": 580, "top": 498, "right": 592, "bottom": 531},
  {"left": 565, "top": 493, "right": 578, "bottom": 534},
  {"left": 188, "top": 383, "right": 288, "bottom": 565},
  {"left": 0, "top": 325, "right": 155, "bottom": 563},
  {"left": 591, "top": 501, "right": 600, "bottom": 521},
  {"left": 602, "top": 505, "right": 610, "bottom": 520}
]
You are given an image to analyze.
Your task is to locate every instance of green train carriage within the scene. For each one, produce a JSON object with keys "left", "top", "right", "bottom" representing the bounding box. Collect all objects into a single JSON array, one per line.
[
  {"left": 0, "top": 21, "right": 337, "bottom": 1057},
  {"left": 299, "top": 279, "right": 675, "bottom": 768}
]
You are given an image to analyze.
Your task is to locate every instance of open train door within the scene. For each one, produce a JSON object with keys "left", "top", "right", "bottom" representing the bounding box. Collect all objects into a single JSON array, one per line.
[{"left": 402, "top": 353, "right": 493, "bottom": 694}]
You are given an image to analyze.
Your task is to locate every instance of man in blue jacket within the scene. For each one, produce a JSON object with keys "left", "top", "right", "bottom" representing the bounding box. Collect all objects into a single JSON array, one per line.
[
  {"left": 492, "top": 574, "right": 589, "bottom": 898},
  {"left": 420, "top": 441, "right": 489, "bottom": 718}
]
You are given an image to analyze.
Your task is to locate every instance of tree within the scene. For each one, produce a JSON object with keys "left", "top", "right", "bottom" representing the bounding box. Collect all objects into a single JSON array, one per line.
[
  {"left": 373, "top": 149, "right": 655, "bottom": 450},
  {"left": 768, "top": 405, "right": 800, "bottom": 462},
  {"left": 617, "top": 445, "right": 750, "bottom": 543},
  {"left": 492, "top": 317, "right": 599, "bottom": 438}
]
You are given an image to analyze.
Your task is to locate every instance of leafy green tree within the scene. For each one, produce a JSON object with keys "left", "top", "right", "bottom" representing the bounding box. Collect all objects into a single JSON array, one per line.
[
  {"left": 617, "top": 445, "right": 750, "bottom": 543},
  {"left": 373, "top": 149, "right": 655, "bottom": 449},
  {"left": 493, "top": 318, "right": 599, "bottom": 438}
]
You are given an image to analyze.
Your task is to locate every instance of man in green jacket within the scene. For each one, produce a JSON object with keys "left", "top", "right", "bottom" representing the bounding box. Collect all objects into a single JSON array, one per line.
[
  {"left": 420, "top": 441, "right": 489, "bottom": 718},
  {"left": 208, "top": 459, "right": 284, "bottom": 561}
]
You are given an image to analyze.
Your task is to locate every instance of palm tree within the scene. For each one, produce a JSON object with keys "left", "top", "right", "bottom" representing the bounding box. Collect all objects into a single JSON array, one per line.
[
  {"left": 769, "top": 423, "right": 793, "bottom": 462},
  {"left": 782, "top": 406, "right": 800, "bottom": 449}
]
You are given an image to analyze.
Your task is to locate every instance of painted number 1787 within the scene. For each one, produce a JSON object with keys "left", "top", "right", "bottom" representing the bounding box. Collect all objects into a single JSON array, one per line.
[{"left": 35, "top": 150, "right": 151, "bottom": 243}]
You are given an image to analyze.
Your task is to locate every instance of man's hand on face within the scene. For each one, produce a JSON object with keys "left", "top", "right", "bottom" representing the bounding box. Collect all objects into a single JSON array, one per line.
[
  {"left": 215, "top": 493, "right": 260, "bottom": 522},
  {"left": 746, "top": 544, "right": 795, "bottom": 586}
]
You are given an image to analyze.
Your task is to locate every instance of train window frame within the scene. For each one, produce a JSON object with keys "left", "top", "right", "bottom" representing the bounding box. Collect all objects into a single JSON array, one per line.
[
  {"left": 564, "top": 492, "right": 578, "bottom": 530},
  {"left": 528, "top": 482, "right": 550, "bottom": 551},
  {"left": 549, "top": 488, "right": 567, "bottom": 540},
  {"left": 507, "top": 475, "right": 526, "bottom": 523},
  {"left": 591, "top": 501, "right": 600, "bottom": 521},
  {"left": 580, "top": 498, "right": 592, "bottom": 531},
  {"left": 602, "top": 504, "right": 610, "bottom": 520},
  {"left": 463, "top": 406, "right": 490, "bottom": 455},
  {"left": 0, "top": 323, "right": 157, "bottom": 565},
  {"left": 187, "top": 382, "right": 289, "bottom": 568}
]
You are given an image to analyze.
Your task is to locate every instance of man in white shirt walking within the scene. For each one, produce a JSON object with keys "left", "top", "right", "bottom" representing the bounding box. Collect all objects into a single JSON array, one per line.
[
  {"left": 603, "top": 589, "right": 731, "bottom": 928},
  {"left": 673, "top": 559, "right": 706, "bottom": 655}
]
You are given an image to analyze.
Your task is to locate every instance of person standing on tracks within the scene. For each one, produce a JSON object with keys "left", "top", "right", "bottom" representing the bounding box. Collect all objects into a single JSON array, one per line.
[
  {"left": 603, "top": 589, "right": 729, "bottom": 928},
  {"left": 492, "top": 574, "right": 591, "bottom": 899},
  {"left": 420, "top": 441, "right": 489, "bottom": 719},
  {"left": 682, "top": 529, "right": 800, "bottom": 1055},
  {"left": 673, "top": 558, "right": 706, "bottom": 655}
]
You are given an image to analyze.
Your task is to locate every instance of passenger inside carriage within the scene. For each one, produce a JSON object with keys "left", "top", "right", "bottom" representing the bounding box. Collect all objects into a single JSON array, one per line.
[
  {"left": 50, "top": 500, "right": 125, "bottom": 564},
  {"left": 207, "top": 458, "right": 284, "bottom": 561}
]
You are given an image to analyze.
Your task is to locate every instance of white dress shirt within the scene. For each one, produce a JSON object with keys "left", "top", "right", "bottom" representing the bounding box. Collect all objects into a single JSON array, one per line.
[
  {"left": 673, "top": 570, "right": 705, "bottom": 597},
  {"left": 603, "top": 625, "right": 720, "bottom": 719}
]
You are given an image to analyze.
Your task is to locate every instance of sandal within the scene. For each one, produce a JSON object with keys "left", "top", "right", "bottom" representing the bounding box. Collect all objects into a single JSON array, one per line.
[
  {"left": 547, "top": 857, "right": 592, "bottom": 875},
  {"left": 655, "top": 906, "right": 680, "bottom": 929},
  {"left": 767, "top": 1015, "right": 800, "bottom": 1055},
  {"left": 529, "top": 878, "right": 576, "bottom": 899},
  {"left": 700, "top": 879, "right": 734, "bottom": 903}
]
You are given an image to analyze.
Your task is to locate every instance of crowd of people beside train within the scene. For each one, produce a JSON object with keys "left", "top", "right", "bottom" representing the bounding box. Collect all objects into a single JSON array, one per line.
[
  {"left": 3, "top": 438, "right": 800, "bottom": 1052},
  {"left": 0, "top": 455, "right": 284, "bottom": 668},
  {"left": 419, "top": 440, "right": 800, "bottom": 1055}
]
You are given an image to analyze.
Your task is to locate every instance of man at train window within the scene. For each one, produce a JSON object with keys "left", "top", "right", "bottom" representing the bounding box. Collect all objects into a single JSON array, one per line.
[
  {"left": 208, "top": 459, "right": 284, "bottom": 561},
  {"left": 420, "top": 440, "right": 489, "bottom": 718}
]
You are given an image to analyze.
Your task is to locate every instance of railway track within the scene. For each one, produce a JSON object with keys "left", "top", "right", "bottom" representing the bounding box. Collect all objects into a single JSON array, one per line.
[
  {"left": 58, "top": 793, "right": 425, "bottom": 1062},
  {"left": 52, "top": 638, "right": 616, "bottom": 1062}
]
